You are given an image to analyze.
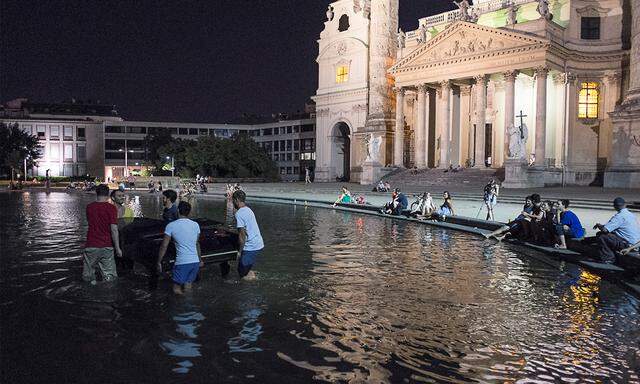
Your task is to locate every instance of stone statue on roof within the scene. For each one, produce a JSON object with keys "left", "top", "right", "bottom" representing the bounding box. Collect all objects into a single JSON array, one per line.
[
  {"left": 507, "top": 4, "right": 519, "bottom": 25},
  {"left": 536, "top": 0, "right": 553, "bottom": 20},
  {"left": 397, "top": 28, "right": 406, "bottom": 49},
  {"left": 453, "top": 0, "right": 471, "bottom": 21}
]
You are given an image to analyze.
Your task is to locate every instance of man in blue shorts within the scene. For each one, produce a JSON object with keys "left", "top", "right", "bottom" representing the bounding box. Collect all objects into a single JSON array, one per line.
[
  {"left": 232, "top": 190, "right": 264, "bottom": 279},
  {"left": 157, "top": 201, "right": 203, "bottom": 294}
]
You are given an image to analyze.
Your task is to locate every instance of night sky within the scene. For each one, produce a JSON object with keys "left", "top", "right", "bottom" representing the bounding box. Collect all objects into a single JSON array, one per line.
[{"left": 1, "top": 1, "right": 454, "bottom": 123}]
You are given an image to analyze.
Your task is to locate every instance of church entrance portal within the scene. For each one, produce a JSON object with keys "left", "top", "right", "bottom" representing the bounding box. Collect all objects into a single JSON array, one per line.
[{"left": 333, "top": 122, "right": 351, "bottom": 181}]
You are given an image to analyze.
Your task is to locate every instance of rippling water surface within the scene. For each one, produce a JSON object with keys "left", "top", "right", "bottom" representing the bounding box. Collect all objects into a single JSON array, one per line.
[{"left": 1, "top": 191, "right": 639, "bottom": 383}]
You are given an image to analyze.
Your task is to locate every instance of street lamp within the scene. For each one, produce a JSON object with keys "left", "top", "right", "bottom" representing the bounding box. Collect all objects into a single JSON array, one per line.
[
  {"left": 118, "top": 145, "right": 134, "bottom": 177},
  {"left": 166, "top": 156, "right": 175, "bottom": 177}
]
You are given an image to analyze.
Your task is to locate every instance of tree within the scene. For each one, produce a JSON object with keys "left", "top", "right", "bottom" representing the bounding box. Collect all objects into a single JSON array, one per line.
[
  {"left": 184, "top": 135, "right": 278, "bottom": 179},
  {"left": 0, "top": 123, "right": 41, "bottom": 180},
  {"left": 144, "top": 129, "right": 174, "bottom": 170}
]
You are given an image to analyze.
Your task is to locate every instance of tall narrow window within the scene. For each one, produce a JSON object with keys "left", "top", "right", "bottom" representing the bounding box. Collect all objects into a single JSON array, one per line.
[
  {"left": 578, "top": 82, "right": 599, "bottom": 119},
  {"left": 338, "top": 15, "right": 350, "bottom": 32},
  {"left": 336, "top": 65, "right": 349, "bottom": 83},
  {"left": 581, "top": 17, "right": 600, "bottom": 40}
]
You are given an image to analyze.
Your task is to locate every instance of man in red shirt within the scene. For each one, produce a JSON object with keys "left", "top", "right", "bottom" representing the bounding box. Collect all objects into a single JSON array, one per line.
[{"left": 83, "top": 184, "right": 122, "bottom": 283}]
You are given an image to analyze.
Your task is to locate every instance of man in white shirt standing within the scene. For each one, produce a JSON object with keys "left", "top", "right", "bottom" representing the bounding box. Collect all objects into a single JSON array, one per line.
[
  {"left": 157, "top": 201, "right": 203, "bottom": 294},
  {"left": 232, "top": 190, "right": 264, "bottom": 280}
]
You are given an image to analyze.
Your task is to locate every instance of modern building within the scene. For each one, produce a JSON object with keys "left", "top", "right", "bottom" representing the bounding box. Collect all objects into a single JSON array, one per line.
[
  {"left": 314, "top": 0, "right": 638, "bottom": 187},
  {"left": 1, "top": 100, "right": 315, "bottom": 182}
]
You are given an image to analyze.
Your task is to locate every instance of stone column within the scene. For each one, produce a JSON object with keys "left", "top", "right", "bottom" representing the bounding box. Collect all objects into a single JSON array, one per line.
[
  {"left": 365, "top": 0, "right": 399, "bottom": 131},
  {"left": 535, "top": 67, "right": 548, "bottom": 167},
  {"left": 361, "top": 0, "right": 398, "bottom": 184},
  {"left": 623, "top": 0, "right": 640, "bottom": 106},
  {"left": 394, "top": 87, "right": 405, "bottom": 167},
  {"left": 473, "top": 75, "right": 487, "bottom": 167},
  {"left": 503, "top": 70, "right": 518, "bottom": 157},
  {"left": 460, "top": 85, "right": 472, "bottom": 167},
  {"left": 415, "top": 84, "right": 427, "bottom": 168},
  {"left": 440, "top": 80, "right": 452, "bottom": 168}
]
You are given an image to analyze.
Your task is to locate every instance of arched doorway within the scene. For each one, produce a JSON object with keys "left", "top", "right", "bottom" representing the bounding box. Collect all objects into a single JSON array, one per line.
[{"left": 332, "top": 122, "right": 351, "bottom": 181}]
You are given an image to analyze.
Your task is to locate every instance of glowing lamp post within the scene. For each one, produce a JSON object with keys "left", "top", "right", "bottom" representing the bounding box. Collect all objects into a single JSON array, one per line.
[{"left": 166, "top": 156, "right": 175, "bottom": 177}]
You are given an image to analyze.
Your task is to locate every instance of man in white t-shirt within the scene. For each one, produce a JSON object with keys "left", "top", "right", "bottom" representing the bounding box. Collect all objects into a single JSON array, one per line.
[
  {"left": 232, "top": 190, "right": 264, "bottom": 279},
  {"left": 157, "top": 201, "right": 203, "bottom": 294}
]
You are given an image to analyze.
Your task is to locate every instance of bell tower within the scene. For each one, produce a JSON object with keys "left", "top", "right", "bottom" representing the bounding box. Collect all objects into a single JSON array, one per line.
[{"left": 361, "top": 0, "right": 399, "bottom": 184}]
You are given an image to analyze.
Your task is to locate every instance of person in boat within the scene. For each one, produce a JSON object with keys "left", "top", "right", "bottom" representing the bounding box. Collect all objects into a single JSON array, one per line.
[
  {"left": 333, "top": 186, "right": 352, "bottom": 206},
  {"left": 162, "top": 189, "right": 179, "bottom": 222},
  {"left": 393, "top": 188, "right": 408, "bottom": 216},
  {"left": 593, "top": 197, "right": 640, "bottom": 264},
  {"left": 82, "top": 184, "right": 122, "bottom": 284},
  {"left": 483, "top": 179, "right": 499, "bottom": 221},
  {"left": 232, "top": 190, "right": 264, "bottom": 280},
  {"left": 110, "top": 189, "right": 134, "bottom": 220},
  {"left": 554, "top": 199, "right": 585, "bottom": 249},
  {"left": 157, "top": 201, "right": 203, "bottom": 294}
]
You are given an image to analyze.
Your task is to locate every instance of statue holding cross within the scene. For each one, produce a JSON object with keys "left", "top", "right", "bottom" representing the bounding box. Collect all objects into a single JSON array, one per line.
[{"left": 507, "top": 110, "right": 529, "bottom": 159}]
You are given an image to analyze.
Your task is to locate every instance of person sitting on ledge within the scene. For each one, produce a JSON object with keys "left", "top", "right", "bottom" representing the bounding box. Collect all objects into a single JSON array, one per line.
[
  {"left": 431, "top": 191, "right": 454, "bottom": 221},
  {"left": 393, "top": 188, "right": 408, "bottom": 216},
  {"left": 374, "top": 180, "right": 387, "bottom": 192},
  {"left": 333, "top": 186, "right": 352, "bottom": 207},
  {"left": 554, "top": 199, "right": 584, "bottom": 249},
  {"left": 593, "top": 197, "right": 640, "bottom": 264},
  {"left": 381, "top": 190, "right": 398, "bottom": 215},
  {"left": 485, "top": 195, "right": 533, "bottom": 240}
]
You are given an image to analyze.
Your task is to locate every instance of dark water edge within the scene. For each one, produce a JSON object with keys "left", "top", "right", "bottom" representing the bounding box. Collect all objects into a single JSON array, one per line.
[{"left": 1, "top": 191, "right": 639, "bottom": 383}]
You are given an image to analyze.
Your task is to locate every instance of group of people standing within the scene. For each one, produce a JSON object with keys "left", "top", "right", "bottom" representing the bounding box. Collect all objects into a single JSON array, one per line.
[{"left": 81, "top": 185, "right": 264, "bottom": 294}]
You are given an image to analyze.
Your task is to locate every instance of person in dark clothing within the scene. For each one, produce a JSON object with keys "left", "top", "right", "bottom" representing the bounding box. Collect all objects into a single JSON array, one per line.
[
  {"left": 593, "top": 197, "right": 640, "bottom": 263},
  {"left": 393, "top": 188, "right": 408, "bottom": 215},
  {"left": 485, "top": 195, "right": 534, "bottom": 240},
  {"left": 162, "top": 189, "right": 179, "bottom": 222}
]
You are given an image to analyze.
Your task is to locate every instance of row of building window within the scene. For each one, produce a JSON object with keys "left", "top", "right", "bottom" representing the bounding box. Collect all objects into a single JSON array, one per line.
[
  {"left": 21, "top": 124, "right": 86, "bottom": 141},
  {"left": 251, "top": 124, "right": 314, "bottom": 137},
  {"left": 104, "top": 125, "right": 238, "bottom": 137},
  {"left": 258, "top": 138, "right": 314, "bottom": 152},
  {"left": 280, "top": 166, "right": 304, "bottom": 175},
  {"left": 38, "top": 143, "right": 86, "bottom": 162},
  {"left": 273, "top": 152, "right": 316, "bottom": 162}
]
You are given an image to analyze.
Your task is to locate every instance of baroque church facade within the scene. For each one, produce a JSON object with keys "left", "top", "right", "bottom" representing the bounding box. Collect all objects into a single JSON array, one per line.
[{"left": 313, "top": 0, "right": 640, "bottom": 188}]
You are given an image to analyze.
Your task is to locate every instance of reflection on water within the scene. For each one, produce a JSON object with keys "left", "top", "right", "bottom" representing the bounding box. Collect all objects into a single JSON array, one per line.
[
  {"left": 1, "top": 191, "right": 639, "bottom": 383},
  {"left": 161, "top": 308, "right": 205, "bottom": 373}
]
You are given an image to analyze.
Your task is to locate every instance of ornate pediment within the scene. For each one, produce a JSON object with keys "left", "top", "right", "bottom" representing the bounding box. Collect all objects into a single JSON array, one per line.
[{"left": 390, "top": 21, "right": 549, "bottom": 74}]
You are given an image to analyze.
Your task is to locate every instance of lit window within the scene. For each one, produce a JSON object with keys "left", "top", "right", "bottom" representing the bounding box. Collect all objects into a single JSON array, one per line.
[
  {"left": 578, "top": 82, "right": 599, "bottom": 119},
  {"left": 336, "top": 65, "right": 349, "bottom": 83}
]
